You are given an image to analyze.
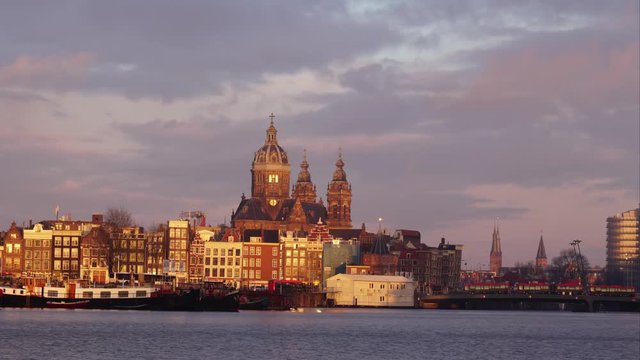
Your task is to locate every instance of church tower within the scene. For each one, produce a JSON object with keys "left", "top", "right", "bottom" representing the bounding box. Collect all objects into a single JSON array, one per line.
[
  {"left": 292, "top": 149, "right": 317, "bottom": 203},
  {"left": 251, "top": 114, "right": 290, "bottom": 208},
  {"left": 536, "top": 232, "right": 548, "bottom": 269},
  {"left": 326, "top": 149, "right": 352, "bottom": 229},
  {"left": 490, "top": 219, "right": 502, "bottom": 275}
]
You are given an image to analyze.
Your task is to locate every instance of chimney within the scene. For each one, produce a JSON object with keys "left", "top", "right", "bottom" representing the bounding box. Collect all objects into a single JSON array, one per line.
[{"left": 29, "top": 219, "right": 33, "bottom": 228}]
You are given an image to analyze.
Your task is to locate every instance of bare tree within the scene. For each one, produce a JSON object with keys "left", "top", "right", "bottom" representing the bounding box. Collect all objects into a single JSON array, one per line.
[
  {"left": 550, "top": 249, "right": 590, "bottom": 283},
  {"left": 105, "top": 207, "right": 134, "bottom": 229},
  {"left": 105, "top": 207, "right": 134, "bottom": 276}
]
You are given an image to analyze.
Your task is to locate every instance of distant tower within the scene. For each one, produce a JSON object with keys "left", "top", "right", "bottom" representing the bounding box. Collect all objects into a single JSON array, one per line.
[
  {"left": 250, "top": 113, "right": 291, "bottom": 207},
  {"left": 326, "top": 148, "right": 352, "bottom": 229},
  {"left": 536, "top": 232, "right": 548, "bottom": 269},
  {"left": 490, "top": 219, "right": 502, "bottom": 275},
  {"left": 291, "top": 149, "right": 317, "bottom": 203}
]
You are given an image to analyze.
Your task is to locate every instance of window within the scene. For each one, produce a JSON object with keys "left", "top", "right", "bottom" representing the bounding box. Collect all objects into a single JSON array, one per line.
[
  {"left": 249, "top": 270, "right": 254, "bottom": 279},
  {"left": 213, "top": 248, "right": 219, "bottom": 256},
  {"left": 25, "top": 250, "right": 32, "bottom": 259},
  {"left": 250, "top": 258, "right": 255, "bottom": 267},
  {"left": 235, "top": 258, "right": 240, "bottom": 266},
  {"left": 220, "top": 269, "right": 225, "bottom": 277},
  {"left": 25, "top": 239, "right": 33, "bottom": 247},
  {"left": 213, "top": 258, "right": 218, "bottom": 266},
  {"left": 71, "top": 237, "right": 79, "bottom": 246},
  {"left": 235, "top": 249, "right": 241, "bottom": 256},
  {"left": 256, "top": 247, "right": 262, "bottom": 255},
  {"left": 136, "top": 291, "right": 147, "bottom": 298},
  {"left": 83, "top": 291, "right": 93, "bottom": 298},
  {"left": 256, "top": 270, "right": 261, "bottom": 279},
  {"left": 256, "top": 259, "right": 261, "bottom": 267},
  {"left": 101, "top": 291, "right": 111, "bottom": 298},
  {"left": 242, "top": 258, "right": 247, "bottom": 267},
  {"left": 243, "top": 270, "right": 248, "bottom": 279},
  {"left": 71, "top": 248, "right": 78, "bottom": 259},
  {"left": 250, "top": 247, "right": 255, "bottom": 255},
  {"left": 205, "top": 248, "right": 210, "bottom": 256},
  {"left": 272, "top": 270, "right": 278, "bottom": 279},
  {"left": 228, "top": 249, "right": 233, "bottom": 256},
  {"left": 54, "top": 237, "right": 61, "bottom": 246},
  {"left": 62, "top": 248, "right": 70, "bottom": 258},
  {"left": 227, "top": 258, "right": 233, "bottom": 266},
  {"left": 268, "top": 174, "right": 279, "bottom": 183},
  {"left": 272, "top": 259, "right": 277, "bottom": 268},
  {"left": 205, "top": 268, "right": 210, "bottom": 277},
  {"left": 272, "top": 247, "right": 278, "bottom": 256},
  {"left": 62, "top": 260, "right": 69, "bottom": 270},
  {"left": 63, "top": 237, "right": 70, "bottom": 246}
]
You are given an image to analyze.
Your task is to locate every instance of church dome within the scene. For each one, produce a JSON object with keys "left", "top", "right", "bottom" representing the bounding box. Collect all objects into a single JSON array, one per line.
[{"left": 253, "top": 115, "right": 289, "bottom": 165}]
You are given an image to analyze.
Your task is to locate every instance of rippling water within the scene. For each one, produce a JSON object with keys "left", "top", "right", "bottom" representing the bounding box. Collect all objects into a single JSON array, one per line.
[{"left": 0, "top": 308, "right": 638, "bottom": 360}]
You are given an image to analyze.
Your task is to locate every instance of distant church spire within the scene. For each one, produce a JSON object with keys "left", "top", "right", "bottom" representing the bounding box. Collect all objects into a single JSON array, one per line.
[
  {"left": 326, "top": 148, "right": 352, "bottom": 228},
  {"left": 292, "top": 149, "right": 317, "bottom": 203},
  {"left": 536, "top": 230, "right": 548, "bottom": 269},
  {"left": 490, "top": 218, "right": 502, "bottom": 275}
]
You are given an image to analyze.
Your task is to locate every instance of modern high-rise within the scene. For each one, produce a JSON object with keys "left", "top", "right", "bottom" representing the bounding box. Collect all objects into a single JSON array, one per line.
[{"left": 606, "top": 207, "right": 639, "bottom": 289}]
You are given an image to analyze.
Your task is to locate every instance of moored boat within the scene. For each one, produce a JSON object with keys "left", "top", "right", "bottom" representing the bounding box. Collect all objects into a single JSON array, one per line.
[{"left": 46, "top": 300, "right": 90, "bottom": 309}]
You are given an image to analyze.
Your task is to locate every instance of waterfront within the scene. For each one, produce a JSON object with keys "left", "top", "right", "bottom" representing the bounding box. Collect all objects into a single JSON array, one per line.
[{"left": 0, "top": 309, "right": 638, "bottom": 360}]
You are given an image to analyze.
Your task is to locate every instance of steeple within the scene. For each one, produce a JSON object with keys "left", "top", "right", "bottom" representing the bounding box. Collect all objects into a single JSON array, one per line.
[
  {"left": 490, "top": 218, "right": 502, "bottom": 275},
  {"left": 536, "top": 231, "right": 547, "bottom": 268},
  {"left": 326, "top": 148, "right": 352, "bottom": 229},
  {"left": 265, "top": 112, "right": 278, "bottom": 144},
  {"left": 292, "top": 149, "right": 317, "bottom": 203},
  {"left": 251, "top": 113, "right": 291, "bottom": 205}
]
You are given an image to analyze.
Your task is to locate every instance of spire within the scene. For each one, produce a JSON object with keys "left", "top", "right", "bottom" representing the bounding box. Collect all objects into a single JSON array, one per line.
[
  {"left": 296, "top": 149, "right": 311, "bottom": 183},
  {"left": 332, "top": 148, "right": 347, "bottom": 181},
  {"left": 491, "top": 218, "right": 502, "bottom": 254},
  {"left": 265, "top": 113, "right": 278, "bottom": 144},
  {"left": 536, "top": 232, "right": 547, "bottom": 259}
]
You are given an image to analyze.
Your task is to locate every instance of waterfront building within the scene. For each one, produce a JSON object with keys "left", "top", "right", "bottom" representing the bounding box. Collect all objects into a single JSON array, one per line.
[
  {"left": 397, "top": 238, "right": 463, "bottom": 295},
  {"left": 490, "top": 220, "right": 502, "bottom": 275},
  {"left": 606, "top": 207, "right": 639, "bottom": 289},
  {"left": 145, "top": 225, "right": 165, "bottom": 275},
  {"left": 22, "top": 222, "right": 53, "bottom": 279},
  {"left": 241, "top": 230, "right": 280, "bottom": 288},
  {"left": 346, "top": 265, "right": 370, "bottom": 274},
  {"left": 2, "top": 222, "right": 24, "bottom": 276},
  {"left": 188, "top": 234, "right": 205, "bottom": 283},
  {"left": 279, "top": 230, "right": 324, "bottom": 286},
  {"left": 362, "top": 230, "right": 398, "bottom": 275},
  {"left": 110, "top": 226, "right": 146, "bottom": 275},
  {"left": 536, "top": 233, "right": 548, "bottom": 270},
  {"left": 167, "top": 220, "right": 190, "bottom": 284},
  {"left": 80, "top": 226, "right": 110, "bottom": 283},
  {"left": 326, "top": 274, "right": 415, "bottom": 307},
  {"left": 322, "top": 239, "right": 361, "bottom": 288},
  {"left": 203, "top": 239, "right": 242, "bottom": 288},
  {"left": 50, "top": 220, "right": 83, "bottom": 280}
]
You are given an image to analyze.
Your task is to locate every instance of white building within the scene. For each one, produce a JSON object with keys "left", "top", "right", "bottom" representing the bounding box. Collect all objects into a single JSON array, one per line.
[
  {"left": 204, "top": 241, "right": 243, "bottom": 288},
  {"left": 326, "top": 274, "right": 415, "bottom": 307}
]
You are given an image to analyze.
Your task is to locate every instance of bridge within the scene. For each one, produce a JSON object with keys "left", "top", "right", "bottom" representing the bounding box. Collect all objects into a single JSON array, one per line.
[{"left": 420, "top": 293, "right": 640, "bottom": 312}]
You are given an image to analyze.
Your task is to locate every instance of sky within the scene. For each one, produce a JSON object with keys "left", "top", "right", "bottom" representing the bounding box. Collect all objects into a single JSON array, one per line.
[{"left": 0, "top": 1, "right": 638, "bottom": 268}]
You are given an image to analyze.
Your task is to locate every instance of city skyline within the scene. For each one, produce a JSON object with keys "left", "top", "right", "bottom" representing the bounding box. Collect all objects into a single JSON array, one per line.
[{"left": 1, "top": 1, "right": 638, "bottom": 267}]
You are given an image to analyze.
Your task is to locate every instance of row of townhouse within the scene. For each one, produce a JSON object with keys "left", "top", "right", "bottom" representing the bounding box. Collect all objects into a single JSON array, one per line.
[{"left": 1, "top": 215, "right": 462, "bottom": 293}]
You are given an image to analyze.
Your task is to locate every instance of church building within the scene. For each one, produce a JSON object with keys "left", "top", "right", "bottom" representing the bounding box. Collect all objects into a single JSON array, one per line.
[{"left": 231, "top": 114, "right": 353, "bottom": 232}]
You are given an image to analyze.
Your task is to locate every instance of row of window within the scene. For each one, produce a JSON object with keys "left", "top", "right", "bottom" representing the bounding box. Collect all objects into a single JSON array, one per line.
[
  {"left": 53, "top": 260, "right": 79, "bottom": 271},
  {"left": 206, "top": 248, "right": 241, "bottom": 257},
  {"left": 204, "top": 268, "right": 241, "bottom": 278},
  {"left": 23, "top": 239, "right": 52, "bottom": 248},
  {"left": 54, "top": 237, "right": 80, "bottom": 246},
  {"left": 169, "top": 228, "right": 188, "bottom": 239}
]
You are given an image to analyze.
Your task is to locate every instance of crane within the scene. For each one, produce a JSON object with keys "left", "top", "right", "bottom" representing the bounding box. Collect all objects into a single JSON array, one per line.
[{"left": 179, "top": 210, "right": 207, "bottom": 227}]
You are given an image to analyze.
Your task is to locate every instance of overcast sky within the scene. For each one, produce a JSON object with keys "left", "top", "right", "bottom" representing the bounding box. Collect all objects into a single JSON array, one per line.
[{"left": 1, "top": 1, "right": 638, "bottom": 267}]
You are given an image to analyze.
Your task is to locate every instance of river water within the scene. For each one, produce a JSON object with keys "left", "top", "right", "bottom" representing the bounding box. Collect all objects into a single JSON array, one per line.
[{"left": 0, "top": 308, "right": 638, "bottom": 360}]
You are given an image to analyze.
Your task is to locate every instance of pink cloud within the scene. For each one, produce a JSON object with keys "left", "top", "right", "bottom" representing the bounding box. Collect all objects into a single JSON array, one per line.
[
  {"left": 0, "top": 52, "right": 96, "bottom": 89},
  {"left": 462, "top": 40, "right": 639, "bottom": 109}
]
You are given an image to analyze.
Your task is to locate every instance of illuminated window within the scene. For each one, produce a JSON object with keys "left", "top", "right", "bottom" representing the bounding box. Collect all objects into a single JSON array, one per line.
[{"left": 268, "top": 174, "right": 279, "bottom": 183}]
